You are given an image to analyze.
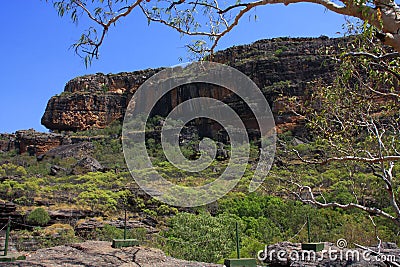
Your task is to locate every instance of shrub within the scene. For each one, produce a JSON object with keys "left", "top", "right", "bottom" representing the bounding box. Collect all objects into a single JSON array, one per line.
[
  {"left": 26, "top": 208, "right": 51, "bottom": 226},
  {"left": 45, "top": 223, "right": 75, "bottom": 241},
  {"left": 162, "top": 212, "right": 238, "bottom": 263},
  {"left": 1, "top": 163, "right": 27, "bottom": 176},
  {"left": 93, "top": 224, "right": 148, "bottom": 242}
]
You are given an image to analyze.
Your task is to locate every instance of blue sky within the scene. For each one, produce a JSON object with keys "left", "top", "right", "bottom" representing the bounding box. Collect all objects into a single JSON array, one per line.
[{"left": 0, "top": 1, "right": 349, "bottom": 133}]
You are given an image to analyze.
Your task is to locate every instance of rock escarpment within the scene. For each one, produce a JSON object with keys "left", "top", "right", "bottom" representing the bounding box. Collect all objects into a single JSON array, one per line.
[
  {"left": 0, "top": 130, "right": 68, "bottom": 155},
  {"left": 0, "top": 130, "right": 101, "bottom": 156},
  {"left": 41, "top": 36, "right": 345, "bottom": 133},
  {"left": 15, "top": 130, "right": 66, "bottom": 155},
  {"left": 0, "top": 133, "right": 16, "bottom": 152},
  {"left": 41, "top": 69, "right": 162, "bottom": 131},
  {"left": 41, "top": 93, "right": 128, "bottom": 131}
]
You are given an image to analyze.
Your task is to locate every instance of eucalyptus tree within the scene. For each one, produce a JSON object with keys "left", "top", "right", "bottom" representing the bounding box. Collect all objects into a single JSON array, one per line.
[
  {"left": 284, "top": 32, "right": 400, "bottom": 235},
  {"left": 48, "top": 0, "right": 400, "bottom": 64}
]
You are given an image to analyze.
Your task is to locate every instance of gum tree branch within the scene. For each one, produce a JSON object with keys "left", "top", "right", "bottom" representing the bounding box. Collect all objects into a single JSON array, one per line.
[
  {"left": 50, "top": 0, "right": 400, "bottom": 62},
  {"left": 293, "top": 149, "right": 400, "bottom": 165},
  {"left": 292, "top": 184, "right": 400, "bottom": 227}
]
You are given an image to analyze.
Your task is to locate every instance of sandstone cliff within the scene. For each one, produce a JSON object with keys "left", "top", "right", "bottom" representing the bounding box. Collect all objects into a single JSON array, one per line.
[
  {"left": 41, "top": 36, "right": 344, "bottom": 133},
  {"left": 41, "top": 69, "right": 162, "bottom": 131},
  {"left": 0, "top": 130, "right": 68, "bottom": 155}
]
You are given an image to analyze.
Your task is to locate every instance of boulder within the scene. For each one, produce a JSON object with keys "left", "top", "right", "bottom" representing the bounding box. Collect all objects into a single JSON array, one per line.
[
  {"left": 49, "top": 165, "right": 67, "bottom": 176},
  {"left": 71, "top": 156, "right": 104, "bottom": 174},
  {"left": 42, "top": 141, "right": 94, "bottom": 160}
]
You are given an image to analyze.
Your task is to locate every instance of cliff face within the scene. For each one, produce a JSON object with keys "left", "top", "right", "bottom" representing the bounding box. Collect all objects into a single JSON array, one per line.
[
  {"left": 41, "top": 69, "right": 162, "bottom": 131},
  {"left": 42, "top": 93, "right": 128, "bottom": 131},
  {"left": 41, "top": 36, "right": 344, "bottom": 133},
  {"left": 0, "top": 130, "right": 67, "bottom": 155}
]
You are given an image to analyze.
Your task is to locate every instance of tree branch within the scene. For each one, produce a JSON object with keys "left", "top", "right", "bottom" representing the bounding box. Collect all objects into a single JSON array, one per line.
[
  {"left": 293, "top": 149, "right": 400, "bottom": 165},
  {"left": 342, "top": 51, "right": 400, "bottom": 61},
  {"left": 293, "top": 184, "right": 400, "bottom": 226},
  {"left": 72, "top": 0, "right": 143, "bottom": 60},
  {"left": 54, "top": 0, "right": 400, "bottom": 61},
  {"left": 73, "top": 0, "right": 106, "bottom": 26},
  {"left": 138, "top": 4, "right": 216, "bottom": 37}
]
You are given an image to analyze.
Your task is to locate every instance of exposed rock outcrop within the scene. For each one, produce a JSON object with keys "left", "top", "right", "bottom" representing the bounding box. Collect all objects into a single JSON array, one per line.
[
  {"left": 7, "top": 241, "right": 224, "bottom": 267},
  {"left": 49, "top": 165, "right": 66, "bottom": 176},
  {"left": 1, "top": 37, "right": 348, "bottom": 157},
  {"left": 47, "top": 209, "right": 102, "bottom": 222},
  {"left": 71, "top": 156, "right": 104, "bottom": 174},
  {"left": 41, "top": 37, "right": 346, "bottom": 134},
  {"left": 0, "top": 133, "right": 16, "bottom": 152},
  {"left": 64, "top": 69, "right": 162, "bottom": 94},
  {"left": 15, "top": 129, "right": 66, "bottom": 156},
  {"left": 42, "top": 142, "right": 94, "bottom": 159},
  {"left": 0, "top": 200, "right": 21, "bottom": 225},
  {"left": 0, "top": 130, "right": 68, "bottom": 156},
  {"left": 74, "top": 217, "right": 158, "bottom": 235},
  {"left": 41, "top": 93, "right": 128, "bottom": 131},
  {"left": 41, "top": 69, "right": 163, "bottom": 131}
]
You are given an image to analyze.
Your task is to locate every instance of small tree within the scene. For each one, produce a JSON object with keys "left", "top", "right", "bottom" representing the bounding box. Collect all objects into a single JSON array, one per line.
[{"left": 27, "top": 207, "right": 51, "bottom": 226}]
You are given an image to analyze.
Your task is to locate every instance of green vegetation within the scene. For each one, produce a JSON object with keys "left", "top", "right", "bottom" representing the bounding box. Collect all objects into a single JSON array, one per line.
[
  {"left": 83, "top": 224, "right": 148, "bottom": 242},
  {"left": 162, "top": 212, "right": 238, "bottom": 263},
  {"left": 274, "top": 46, "right": 288, "bottom": 56},
  {"left": 3, "top": 29, "right": 400, "bottom": 262},
  {"left": 1, "top": 101, "right": 400, "bottom": 264},
  {"left": 1, "top": 115, "right": 400, "bottom": 263},
  {"left": 27, "top": 208, "right": 51, "bottom": 226},
  {"left": 1, "top": 163, "right": 27, "bottom": 176},
  {"left": 101, "top": 84, "right": 109, "bottom": 92},
  {"left": 14, "top": 223, "right": 77, "bottom": 251},
  {"left": 71, "top": 119, "right": 122, "bottom": 137}
]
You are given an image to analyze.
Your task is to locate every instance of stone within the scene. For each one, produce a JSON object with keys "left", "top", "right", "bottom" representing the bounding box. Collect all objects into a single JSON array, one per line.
[
  {"left": 4, "top": 241, "right": 224, "bottom": 267},
  {"left": 71, "top": 156, "right": 104, "bottom": 174},
  {"left": 216, "top": 142, "right": 229, "bottom": 160},
  {"left": 49, "top": 165, "right": 66, "bottom": 176},
  {"left": 41, "top": 37, "right": 347, "bottom": 136},
  {"left": 47, "top": 209, "right": 101, "bottom": 222},
  {"left": 14, "top": 129, "right": 66, "bottom": 156},
  {"left": 74, "top": 218, "right": 158, "bottom": 235},
  {"left": 382, "top": 242, "right": 398, "bottom": 249},
  {"left": 41, "top": 69, "right": 163, "bottom": 132},
  {"left": 0, "top": 200, "right": 23, "bottom": 226},
  {"left": 43, "top": 142, "right": 94, "bottom": 159},
  {"left": 0, "top": 134, "right": 15, "bottom": 152}
]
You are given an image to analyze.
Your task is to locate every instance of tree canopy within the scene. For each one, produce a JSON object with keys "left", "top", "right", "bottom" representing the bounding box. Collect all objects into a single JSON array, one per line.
[
  {"left": 48, "top": 0, "right": 400, "bottom": 64},
  {"left": 277, "top": 32, "right": 400, "bottom": 230}
]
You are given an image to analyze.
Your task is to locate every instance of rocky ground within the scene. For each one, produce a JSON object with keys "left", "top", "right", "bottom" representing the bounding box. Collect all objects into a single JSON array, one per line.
[
  {"left": 6, "top": 241, "right": 224, "bottom": 267},
  {"left": 4, "top": 239, "right": 400, "bottom": 266}
]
